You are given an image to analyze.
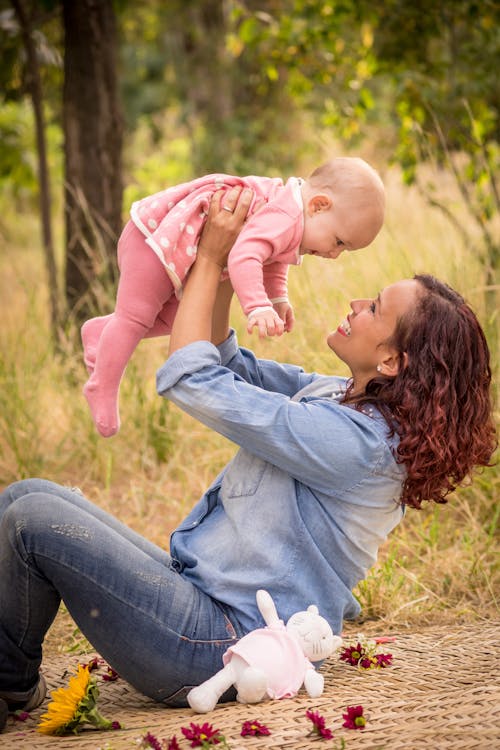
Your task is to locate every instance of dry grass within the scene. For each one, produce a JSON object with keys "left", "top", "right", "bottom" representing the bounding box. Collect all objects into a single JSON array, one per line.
[{"left": 0, "top": 162, "right": 498, "bottom": 659}]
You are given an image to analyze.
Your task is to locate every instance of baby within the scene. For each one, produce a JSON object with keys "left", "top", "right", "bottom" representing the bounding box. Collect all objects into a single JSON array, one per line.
[{"left": 82, "top": 156, "right": 385, "bottom": 437}]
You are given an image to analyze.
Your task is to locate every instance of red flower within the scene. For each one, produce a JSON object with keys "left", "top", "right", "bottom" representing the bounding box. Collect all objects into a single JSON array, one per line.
[
  {"left": 305, "top": 709, "right": 334, "bottom": 740},
  {"left": 167, "top": 737, "right": 181, "bottom": 750},
  {"left": 241, "top": 719, "right": 271, "bottom": 736},
  {"left": 85, "top": 656, "right": 103, "bottom": 672},
  {"left": 140, "top": 732, "right": 163, "bottom": 750},
  {"left": 339, "top": 643, "right": 364, "bottom": 666},
  {"left": 375, "top": 652, "right": 393, "bottom": 667},
  {"left": 340, "top": 639, "right": 393, "bottom": 669},
  {"left": 111, "top": 720, "right": 122, "bottom": 730},
  {"left": 102, "top": 666, "right": 119, "bottom": 681},
  {"left": 360, "top": 656, "right": 375, "bottom": 669},
  {"left": 342, "top": 705, "right": 366, "bottom": 730},
  {"left": 83, "top": 657, "right": 120, "bottom": 680},
  {"left": 181, "top": 721, "right": 222, "bottom": 747}
]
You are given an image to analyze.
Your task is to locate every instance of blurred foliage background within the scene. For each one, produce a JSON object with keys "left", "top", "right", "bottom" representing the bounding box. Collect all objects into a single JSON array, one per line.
[
  {"left": 0, "top": 0, "right": 498, "bottom": 629},
  {"left": 1, "top": 1, "right": 498, "bottom": 325}
]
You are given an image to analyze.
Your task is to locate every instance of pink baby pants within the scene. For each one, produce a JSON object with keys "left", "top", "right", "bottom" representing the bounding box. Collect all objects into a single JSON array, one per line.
[{"left": 81, "top": 221, "right": 179, "bottom": 437}]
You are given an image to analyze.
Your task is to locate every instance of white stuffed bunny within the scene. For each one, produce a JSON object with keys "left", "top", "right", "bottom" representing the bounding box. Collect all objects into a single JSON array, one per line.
[{"left": 187, "top": 590, "right": 342, "bottom": 713}]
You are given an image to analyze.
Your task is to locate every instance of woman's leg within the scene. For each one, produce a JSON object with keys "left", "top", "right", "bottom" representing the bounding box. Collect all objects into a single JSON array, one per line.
[
  {"left": 0, "top": 481, "right": 241, "bottom": 706},
  {"left": 0, "top": 480, "right": 170, "bottom": 563},
  {"left": 83, "top": 222, "right": 175, "bottom": 437}
]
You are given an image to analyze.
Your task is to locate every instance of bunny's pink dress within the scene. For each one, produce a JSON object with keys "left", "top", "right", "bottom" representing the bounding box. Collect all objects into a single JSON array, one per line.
[{"left": 223, "top": 620, "right": 314, "bottom": 699}]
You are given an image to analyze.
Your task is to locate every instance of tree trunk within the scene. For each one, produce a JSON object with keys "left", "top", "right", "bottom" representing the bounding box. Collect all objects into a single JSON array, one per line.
[
  {"left": 11, "top": 0, "right": 60, "bottom": 341},
  {"left": 62, "top": 0, "right": 123, "bottom": 321}
]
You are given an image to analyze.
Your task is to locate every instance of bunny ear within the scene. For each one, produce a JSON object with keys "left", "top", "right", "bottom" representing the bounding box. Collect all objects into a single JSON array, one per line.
[
  {"left": 307, "top": 605, "right": 319, "bottom": 615},
  {"left": 256, "top": 589, "right": 280, "bottom": 625}
]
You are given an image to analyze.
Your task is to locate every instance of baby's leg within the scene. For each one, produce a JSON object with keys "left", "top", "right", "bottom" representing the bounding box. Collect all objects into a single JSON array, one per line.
[
  {"left": 81, "top": 314, "right": 113, "bottom": 373},
  {"left": 81, "top": 298, "right": 178, "bottom": 375},
  {"left": 153, "top": 295, "right": 179, "bottom": 333},
  {"left": 83, "top": 224, "right": 174, "bottom": 437}
]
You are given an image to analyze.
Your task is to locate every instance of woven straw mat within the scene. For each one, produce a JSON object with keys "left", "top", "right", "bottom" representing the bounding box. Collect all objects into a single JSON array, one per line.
[{"left": 1, "top": 622, "right": 499, "bottom": 750}]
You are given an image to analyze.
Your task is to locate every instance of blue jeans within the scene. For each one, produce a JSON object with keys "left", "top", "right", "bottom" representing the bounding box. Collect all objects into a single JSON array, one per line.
[{"left": 0, "top": 480, "right": 243, "bottom": 707}]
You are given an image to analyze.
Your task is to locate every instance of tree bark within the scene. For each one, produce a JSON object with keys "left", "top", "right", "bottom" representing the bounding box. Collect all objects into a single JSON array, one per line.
[
  {"left": 11, "top": 0, "right": 60, "bottom": 341},
  {"left": 62, "top": 0, "right": 123, "bottom": 320}
]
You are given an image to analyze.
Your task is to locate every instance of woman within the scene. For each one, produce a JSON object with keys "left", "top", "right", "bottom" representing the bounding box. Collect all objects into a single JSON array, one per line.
[{"left": 0, "top": 188, "right": 495, "bottom": 720}]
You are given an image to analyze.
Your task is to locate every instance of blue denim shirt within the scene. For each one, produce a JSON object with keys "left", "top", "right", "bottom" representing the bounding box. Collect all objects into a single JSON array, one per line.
[{"left": 156, "top": 331, "right": 405, "bottom": 634}]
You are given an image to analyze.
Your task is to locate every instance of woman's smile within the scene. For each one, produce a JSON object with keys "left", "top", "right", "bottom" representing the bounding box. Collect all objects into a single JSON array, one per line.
[
  {"left": 327, "top": 280, "right": 421, "bottom": 393},
  {"left": 336, "top": 317, "right": 351, "bottom": 337}
]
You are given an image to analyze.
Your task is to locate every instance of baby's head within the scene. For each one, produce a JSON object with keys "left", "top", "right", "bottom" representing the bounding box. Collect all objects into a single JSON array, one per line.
[{"left": 300, "top": 157, "right": 385, "bottom": 259}]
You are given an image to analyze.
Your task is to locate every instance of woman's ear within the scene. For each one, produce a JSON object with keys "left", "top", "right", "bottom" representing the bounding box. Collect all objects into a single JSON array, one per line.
[
  {"left": 378, "top": 351, "right": 408, "bottom": 377},
  {"left": 307, "top": 193, "right": 332, "bottom": 215}
]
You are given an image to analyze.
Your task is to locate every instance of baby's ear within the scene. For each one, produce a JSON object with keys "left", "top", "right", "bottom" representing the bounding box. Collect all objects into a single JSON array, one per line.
[{"left": 308, "top": 193, "right": 332, "bottom": 214}]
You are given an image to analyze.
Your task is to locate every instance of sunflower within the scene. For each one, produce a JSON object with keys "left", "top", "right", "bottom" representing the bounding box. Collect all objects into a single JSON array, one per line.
[{"left": 37, "top": 664, "right": 115, "bottom": 735}]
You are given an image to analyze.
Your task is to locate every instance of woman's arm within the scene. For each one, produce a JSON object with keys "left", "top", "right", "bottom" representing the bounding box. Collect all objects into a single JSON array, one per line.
[
  {"left": 168, "top": 187, "right": 253, "bottom": 356},
  {"left": 211, "top": 278, "right": 234, "bottom": 346},
  {"left": 158, "top": 356, "right": 396, "bottom": 497}
]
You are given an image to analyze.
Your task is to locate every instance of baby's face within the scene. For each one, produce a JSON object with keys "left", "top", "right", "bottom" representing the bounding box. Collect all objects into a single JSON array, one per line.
[{"left": 300, "top": 198, "right": 382, "bottom": 259}]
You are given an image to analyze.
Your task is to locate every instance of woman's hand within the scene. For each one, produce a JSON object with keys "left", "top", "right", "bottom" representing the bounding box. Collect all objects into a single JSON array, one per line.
[
  {"left": 168, "top": 186, "right": 255, "bottom": 355},
  {"left": 197, "top": 187, "right": 254, "bottom": 269}
]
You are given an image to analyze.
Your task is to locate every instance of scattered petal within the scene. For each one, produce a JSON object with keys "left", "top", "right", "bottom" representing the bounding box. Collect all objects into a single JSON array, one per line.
[
  {"left": 85, "top": 657, "right": 102, "bottom": 672},
  {"left": 13, "top": 710, "right": 30, "bottom": 722},
  {"left": 102, "top": 667, "right": 119, "bottom": 682}
]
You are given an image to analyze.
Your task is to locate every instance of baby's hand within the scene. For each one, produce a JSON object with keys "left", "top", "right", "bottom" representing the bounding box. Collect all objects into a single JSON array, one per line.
[
  {"left": 273, "top": 301, "right": 295, "bottom": 333},
  {"left": 247, "top": 307, "right": 285, "bottom": 338}
]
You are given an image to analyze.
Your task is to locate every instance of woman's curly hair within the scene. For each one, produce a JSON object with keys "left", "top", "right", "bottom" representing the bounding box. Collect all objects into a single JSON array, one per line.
[{"left": 349, "top": 274, "right": 497, "bottom": 509}]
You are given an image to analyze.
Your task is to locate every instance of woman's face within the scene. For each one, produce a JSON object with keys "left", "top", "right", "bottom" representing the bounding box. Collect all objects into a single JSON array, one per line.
[{"left": 327, "top": 279, "right": 420, "bottom": 392}]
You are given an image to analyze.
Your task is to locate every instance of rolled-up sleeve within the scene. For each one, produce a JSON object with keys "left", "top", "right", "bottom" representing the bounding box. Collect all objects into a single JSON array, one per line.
[
  {"left": 156, "top": 341, "right": 222, "bottom": 392},
  {"left": 213, "top": 330, "right": 318, "bottom": 396},
  {"left": 216, "top": 329, "right": 239, "bottom": 366}
]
